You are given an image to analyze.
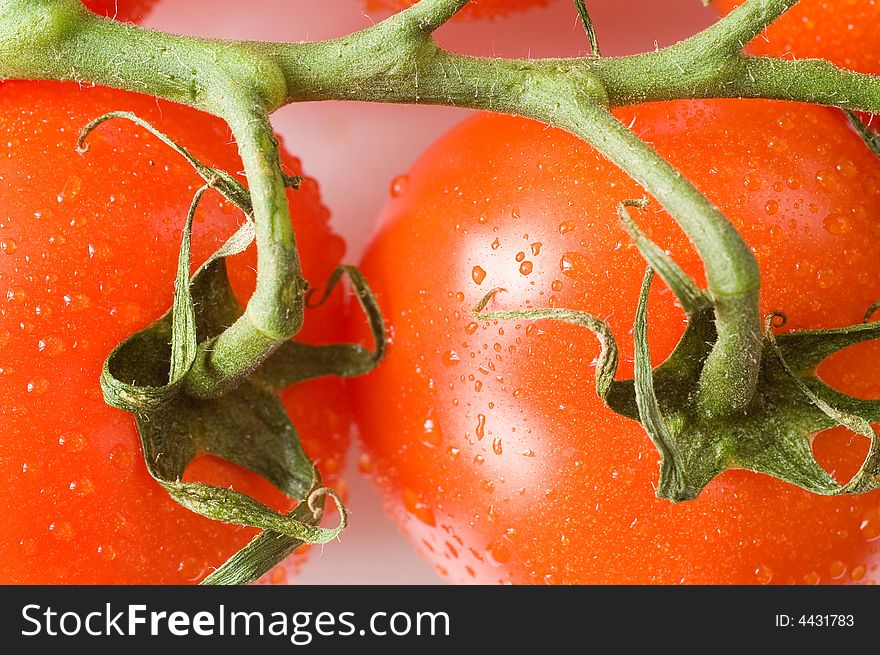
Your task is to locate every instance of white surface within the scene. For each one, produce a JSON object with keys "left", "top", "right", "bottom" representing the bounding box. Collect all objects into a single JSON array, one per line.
[{"left": 145, "top": 0, "right": 715, "bottom": 584}]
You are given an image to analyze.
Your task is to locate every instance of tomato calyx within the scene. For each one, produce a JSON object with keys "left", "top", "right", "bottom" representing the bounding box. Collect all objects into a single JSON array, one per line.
[
  {"left": 477, "top": 200, "right": 880, "bottom": 503},
  {"left": 83, "top": 113, "right": 385, "bottom": 584}
]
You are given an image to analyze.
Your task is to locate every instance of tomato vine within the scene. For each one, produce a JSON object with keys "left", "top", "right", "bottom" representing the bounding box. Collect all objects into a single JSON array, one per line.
[{"left": 5, "top": 0, "right": 880, "bottom": 582}]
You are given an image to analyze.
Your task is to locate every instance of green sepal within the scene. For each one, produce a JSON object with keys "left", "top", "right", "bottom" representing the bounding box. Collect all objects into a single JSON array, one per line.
[
  {"left": 474, "top": 288, "right": 620, "bottom": 402},
  {"left": 845, "top": 110, "right": 880, "bottom": 159},
  {"left": 574, "top": 0, "right": 601, "bottom": 57},
  {"left": 91, "top": 114, "right": 379, "bottom": 583},
  {"left": 102, "top": 255, "right": 346, "bottom": 579},
  {"left": 259, "top": 265, "right": 387, "bottom": 388}
]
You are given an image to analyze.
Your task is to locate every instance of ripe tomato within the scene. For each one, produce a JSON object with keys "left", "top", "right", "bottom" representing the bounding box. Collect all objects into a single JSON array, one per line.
[
  {"left": 0, "top": 81, "right": 350, "bottom": 584},
  {"left": 354, "top": 102, "right": 880, "bottom": 584},
  {"left": 364, "top": 0, "right": 551, "bottom": 19},
  {"left": 714, "top": 0, "right": 880, "bottom": 75},
  {"left": 81, "top": 0, "right": 157, "bottom": 22}
]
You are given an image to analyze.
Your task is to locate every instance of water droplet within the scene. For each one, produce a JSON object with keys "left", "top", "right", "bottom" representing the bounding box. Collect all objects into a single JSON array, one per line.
[
  {"left": 822, "top": 212, "right": 851, "bottom": 236},
  {"left": 481, "top": 479, "right": 495, "bottom": 494},
  {"left": 755, "top": 565, "right": 773, "bottom": 585},
  {"left": 550, "top": 280, "right": 563, "bottom": 292},
  {"left": 802, "top": 570, "right": 820, "bottom": 585},
  {"left": 490, "top": 238, "right": 500, "bottom": 250},
  {"left": 49, "top": 521, "right": 75, "bottom": 541},
  {"left": 442, "top": 350, "right": 461, "bottom": 366},
  {"left": 487, "top": 539, "right": 512, "bottom": 565},
  {"left": 743, "top": 171, "right": 763, "bottom": 191},
  {"left": 476, "top": 414, "right": 486, "bottom": 440},
  {"left": 816, "top": 169, "right": 839, "bottom": 192},
  {"left": 829, "top": 561, "right": 847, "bottom": 579},
  {"left": 859, "top": 506, "right": 880, "bottom": 541},
  {"left": 851, "top": 564, "right": 867, "bottom": 581},
  {"left": 471, "top": 266, "right": 487, "bottom": 285},
  {"left": 69, "top": 478, "right": 95, "bottom": 496},
  {"left": 402, "top": 488, "right": 436, "bottom": 526},
  {"left": 63, "top": 294, "right": 91, "bottom": 311},
  {"left": 39, "top": 336, "right": 65, "bottom": 356},
  {"left": 530, "top": 242, "right": 542, "bottom": 256},
  {"left": 492, "top": 437, "right": 503, "bottom": 455},
  {"left": 560, "top": 252, "right": 588, "bottom": 278},
  {"left": 0, "top": 238, "right": 17, "bottom": 254},
  {"left": 109, "top": 443, "right": 131, "bottom": 469},
  {"left": 422, "top": 412, "right": 442, "bottom": 447},
  {"left": 177, "top": 556, "right": 207, "bottom": 582},
  {"left": 358, "top": 453, "right": 374, "bottom": 475},
  {"left": 465, "top": 322, "right": 479, "bottom": 335},
  {"left": 97, "top": 544, "right": 117, "bottom": 561},
  {"left": 58, "top": 432, "right": 88, "bottom": 452},
  {"left": 764, "top": 199, "right": 779, "bottom": 216},
  {"left": 27, "top": 378, "right": 49, "bottom": 396},
  {"left": 519, "top": 261, "right": 533, "bottom": 276},
  {"left": 390, "top": 174, "right": 409, "bottom": 198},
  {"left": 558, "top": 221, "right": 576, "bottom": 235}
]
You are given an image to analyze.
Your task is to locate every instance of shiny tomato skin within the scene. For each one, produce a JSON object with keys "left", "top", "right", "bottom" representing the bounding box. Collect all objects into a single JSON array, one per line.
[
  {"left": 354, "top": 102, "right": 880, "bottom": 584},
  {"left": 81, "top": 0, "right": 157, "bottom": 22},
  {"left": 714, "top": 0, "right": 880, "bottom": 75},
  {"left": 0, "top": 81, "right": 349, "bottom": 584},
  {"left": 364, "top": 0, "right": 551, "bottom": 19}
]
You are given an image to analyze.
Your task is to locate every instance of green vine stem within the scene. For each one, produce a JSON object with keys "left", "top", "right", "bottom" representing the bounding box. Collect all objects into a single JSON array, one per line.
[{"left": 5, "top": 0, "right": 880, "bottom": 510}]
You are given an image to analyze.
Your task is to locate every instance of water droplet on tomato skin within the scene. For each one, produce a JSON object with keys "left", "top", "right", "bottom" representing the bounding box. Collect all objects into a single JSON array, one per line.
[
  {"left": 109, "top": 443, "right": 132, "bottom": 470},
  {"left": 823, "top": 212, "right": 851, "bottom": 236},
  {"left": 69, "top": 478, "right": 95, "bottom": 497},
  {"left": 829, "top": 561, "right": 847, "bottom": 579},
  {"left": 26, "top": 377, "right": 49, "bottom": 395},
  {"left": 743, "top": 171, "right": 763, "bottom": 191},
  {"left": 0, "top": 238, "right": 16, "bottom": 254},
  {"left": 859, "top": 507, "right": 880, "bottom": 541},
  {"left": 802, "top": 571, "right": 821, "bottom": 585},
  {"left": 558, "top": 220, "right": 576, "bottom": 235},
  {"left": 755, "top": 565, "right": 773, "bottom": 585},
  {"left": 357, "top": 453, "right": 374, "bottom": 475},
  {"left": 177, "top": 556, "right": 208, "bottom": 582},
  {"left": 851, "top": 565, "right": 867, "bottom": 582},
  {"left": 422, "top": 413, "right": 442, "bottom": 447},
  {"left": 49, "top": 521, "right": 75, "bottom": 541},
  {"left": 487, "top": 539, "right": 512, "bottom": 566},
  {"left": 492, "top": 437, "right": 503, "bottom": 455},
  {"left": 402, "top": 488, "right": 436, "bottom": 527},
  {"left": 97, "top": 544, "right": 117, "bottom": 561},
  {"left": 471, "top": 266, "right": 487, "bottom": 285},
  {"left": 441, "top": 350, "right": 460, "bottom": 366},
  {"left": 475, "top": 414, "right": 486, "bottom": 440},
  {"left": 560, "top": 251, "right": 589, "bottom": 279},
  {"left": 59, "top": 431, "right": 88, "bottom": 452},
  {"left": 519, "top": 261, "right": 533, "bottom": 276},
  {"left": 389, "top": 174, "right": 409, "bottom": 198}
]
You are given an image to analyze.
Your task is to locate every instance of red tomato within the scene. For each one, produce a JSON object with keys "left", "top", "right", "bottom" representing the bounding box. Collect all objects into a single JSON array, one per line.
[
  {"left": 354, "top": 102, "right": 880, "bottom": 584},
  {"left": 0, "top": 81, "right": 350, "bottom": 584},
  {"left": 364, "top": 0, "right": 552, "bottom": 19},
  {"left": 714, "top": 0, "right": 880, "bottom": 75},
  {"left": 81, "top": 0, "right": 158, "bottom": 22}
]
